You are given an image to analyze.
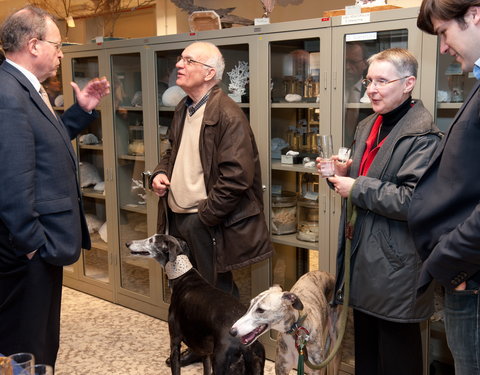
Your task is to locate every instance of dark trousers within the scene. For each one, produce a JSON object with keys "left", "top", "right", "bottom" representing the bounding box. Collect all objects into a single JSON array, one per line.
[
  {"left": 170, "top": 212, "right": 239, "bottom": 297},
  {"left": 0, "top": 252, "right": 63, "bottom": 367},
  {"left": 354, "top": 309, "right": 423, "bottom": 375}
]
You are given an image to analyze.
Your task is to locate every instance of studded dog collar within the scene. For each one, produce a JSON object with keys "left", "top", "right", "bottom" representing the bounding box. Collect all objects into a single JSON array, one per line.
[{"left": 164, "top": 255, "right": 193, "bottom": 279}]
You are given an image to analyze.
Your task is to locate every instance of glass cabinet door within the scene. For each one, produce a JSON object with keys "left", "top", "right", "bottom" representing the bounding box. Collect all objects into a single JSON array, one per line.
[
  {"left": 72, "top": 56, "right": 111, "bottom": 286},
  {"left": 331, "top": 14, "right": 423, "bottom": 153},
  {"left": 111, "top": 52, "right": 153, "bottom": 298},
  {"left": 435, "top": 54, "right": 476, "bottom": 132},
  {"left": 342, "top": 29, "right": 409, "bottom": 146},
  {"left": 263, "top": 30, "right": 330, "bottom": 290},
  {"left": 255, "top": 26, "right": 332, "bottom": 360}
]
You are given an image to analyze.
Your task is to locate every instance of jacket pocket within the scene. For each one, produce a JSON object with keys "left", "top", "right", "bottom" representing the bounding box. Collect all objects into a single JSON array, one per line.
[
  {"left": 35, "top": 197, "right": 73, "bottom": 215},
  {"left": 375, "top": 231, "right": 404, "bottom": 272},
  {"left": 224, "top": 201, "right": 261, "bottom": 227}
]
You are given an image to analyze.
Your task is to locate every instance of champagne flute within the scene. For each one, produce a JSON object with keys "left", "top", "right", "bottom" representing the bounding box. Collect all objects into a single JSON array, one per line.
[{"left": 317, "top": 134, "right": 334, "bottom": 177}]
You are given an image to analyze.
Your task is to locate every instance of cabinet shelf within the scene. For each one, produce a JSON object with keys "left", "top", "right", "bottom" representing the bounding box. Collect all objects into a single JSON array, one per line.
[
  {"left": 117, "top": 106, "right": 143, "bottom": 111},
  {"left": 121, "top": 204, "right": 147, "bottom": 214},
  {"left": 271, "top": 160, "right": 318, "bottom": 174},
  {"left": 271, "top": 233, "right": 319, "bottom": 249},
  {"left": 82, "top": 188, "right": 105, "bottom": 199},
  {"left": 118, "top": 154, "right": 145, "bottom": 161},
  {"left": 79, "top": 144, "right": 104, "bottom": 151},
  {"left": 122, "top": 255, "right": 150, "bottom": 269},
  {"left": 158, "top": 106, "right": 176, "bottom": 111},
  {"left": 345, "top": 102, "right": 372, "bottom": 109},
  {"left": 437, "top": 102, "right": 463, "bottom": 109},
  {"left": 271, "top": 102, "right": 319, "bottom": 109},
  {"left": 91, "top": 240, "right": 108, "bottom": 252}
]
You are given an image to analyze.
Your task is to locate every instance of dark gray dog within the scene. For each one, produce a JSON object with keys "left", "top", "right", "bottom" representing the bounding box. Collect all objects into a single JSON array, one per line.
[{"left": 126, "top": 234, "right": 265, "bottom": 375}]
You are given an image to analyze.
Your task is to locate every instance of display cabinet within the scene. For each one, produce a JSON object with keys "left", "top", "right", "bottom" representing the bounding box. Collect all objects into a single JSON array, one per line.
[
  {"left": 61, "top": 51, "right": 117, "bottom": 302},
  {"left": 60, "top": 7, "right": 448, "bottom": 373}
]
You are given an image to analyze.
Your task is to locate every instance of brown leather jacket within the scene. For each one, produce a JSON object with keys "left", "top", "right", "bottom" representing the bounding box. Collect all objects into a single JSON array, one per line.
[{"left": 153, "top": 86, "right": 273, "bottom": 272}]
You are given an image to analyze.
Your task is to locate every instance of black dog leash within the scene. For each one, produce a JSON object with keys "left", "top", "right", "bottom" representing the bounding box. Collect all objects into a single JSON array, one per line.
[{"left": 293, "top": 195, "right": 355, "bottom": 374}]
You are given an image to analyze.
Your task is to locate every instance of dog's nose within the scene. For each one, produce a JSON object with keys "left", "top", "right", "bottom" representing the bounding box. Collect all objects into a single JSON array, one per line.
[
  {"left": 125, "top": 241, "right": 132, "bottom": 248},
  {"left": 229, "top": 327, "right": 238, "bottom": 337}
]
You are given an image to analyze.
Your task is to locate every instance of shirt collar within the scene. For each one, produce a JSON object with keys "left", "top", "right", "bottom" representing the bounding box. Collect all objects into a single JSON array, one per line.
[
  {"left": 6, "top": 59, "right": 42, "bottom": 91},
  {"left": 185, "top": 90, "right": 210, "bottom": 116},
  {"left": 474, "top": 58, "right": 480, "bottom": 80}
]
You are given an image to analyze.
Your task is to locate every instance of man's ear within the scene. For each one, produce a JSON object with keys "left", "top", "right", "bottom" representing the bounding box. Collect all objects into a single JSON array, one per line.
[
  {"left": 469, "top": 6, "right": 480, "bottom": 26},
  {"left": 28, "top": 38, "right": 40, "bottom": 57},
  {"left": 204, "top": 67, "right": 216, "bottom": 82}
]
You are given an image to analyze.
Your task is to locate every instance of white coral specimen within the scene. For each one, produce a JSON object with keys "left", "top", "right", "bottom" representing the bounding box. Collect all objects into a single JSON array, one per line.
[{"left": 227, "top": 61, "right": 249, "bottom": 96}]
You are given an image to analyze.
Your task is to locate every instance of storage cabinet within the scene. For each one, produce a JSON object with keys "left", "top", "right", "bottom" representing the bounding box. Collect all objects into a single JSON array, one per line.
[{"left": 61, "top": 7, "right": 449, "bottom": 373}]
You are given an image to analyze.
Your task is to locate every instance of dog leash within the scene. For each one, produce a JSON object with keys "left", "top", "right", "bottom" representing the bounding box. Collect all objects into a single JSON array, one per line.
[
  {"left": 294, "top": 195, "right": 356, "bottom": 374},
  {"left": 163, "top": 197, "right": 169, "bottom": 235}
]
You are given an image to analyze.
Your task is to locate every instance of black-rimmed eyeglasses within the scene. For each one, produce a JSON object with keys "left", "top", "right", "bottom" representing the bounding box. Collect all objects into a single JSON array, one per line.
[
  {"left": 38, "top": 39, "right": 63, "bottom": 51},
  {"left": 176, "top": 55, "right": 213, "bottom": 69},
  {"left": 361, "top": 76, "right": 409, "bottom": 89}
]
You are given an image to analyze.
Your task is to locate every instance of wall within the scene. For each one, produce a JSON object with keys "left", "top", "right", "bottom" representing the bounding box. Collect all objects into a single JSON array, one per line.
[{"left": 0, "top": 0, "right": 423, "bottom": 43}]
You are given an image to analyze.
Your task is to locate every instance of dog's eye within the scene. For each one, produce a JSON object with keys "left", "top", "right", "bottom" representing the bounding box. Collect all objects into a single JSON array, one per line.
[{"left": 255, "top": 307, "right": 265, "bottom": 314}]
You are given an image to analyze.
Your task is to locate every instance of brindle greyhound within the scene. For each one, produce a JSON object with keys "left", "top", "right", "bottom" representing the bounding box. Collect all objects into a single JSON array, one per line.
[
  {"left": 230, "top": 270, "right": 341, "bottom": 375},
  {"left": 126, "top": 233, "right": 265, "bottom": 375}
]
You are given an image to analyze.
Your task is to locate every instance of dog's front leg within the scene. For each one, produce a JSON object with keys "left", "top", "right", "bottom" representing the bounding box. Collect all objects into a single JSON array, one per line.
[
  {"left": 275, "top": 334, "right": 297, "bottom": 375},
  {"left": 169, "top": 336, "right": 182, "bottom": 375},
  {"left": 202, "top": 356, "right": 211, "bottom": 375}
]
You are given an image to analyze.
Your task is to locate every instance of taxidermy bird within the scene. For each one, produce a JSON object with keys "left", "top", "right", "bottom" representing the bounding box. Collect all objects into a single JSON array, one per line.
[
  {"left": 170, "top": 0, "right": 253, "bottom": 26},
  {"left": 260, "top": 0, "right": 275, "bottom": 17}
]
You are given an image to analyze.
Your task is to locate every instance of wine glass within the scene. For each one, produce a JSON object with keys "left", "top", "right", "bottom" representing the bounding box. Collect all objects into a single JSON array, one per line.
[
  {"left": 33, "top": 364, "right": 53, "bottom": 375},
  {"left": 8, "top": 353, "right": 34, "bottom": 375},
  {"left": 317, "top": 134, "right": 334, "bottom": 177},
  {"left": 337, "top": 147, "right": 351, "bottom": 163}
]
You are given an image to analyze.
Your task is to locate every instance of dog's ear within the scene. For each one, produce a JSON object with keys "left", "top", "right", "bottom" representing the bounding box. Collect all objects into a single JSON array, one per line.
[
  {"left": 270, "top": 285, "right": 283, "bottom": 293},
  {"left": 282, "top": 292, "right": 304, "bottom": 311},
  {"left": 167, "top": 236, "right": 189, "bottom": 263},
  {"left": 177, "top": 238, "right": 189, "bottom": 255}
]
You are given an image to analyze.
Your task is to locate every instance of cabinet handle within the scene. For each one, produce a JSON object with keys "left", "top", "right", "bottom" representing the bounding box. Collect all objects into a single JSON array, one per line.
[
  {"left": 333, "top": 71, "right": 337, "bottom": 90},
  {"left": 332, "top": 194, "right": 336, "bottom": 215},
  {"left": 262, "top": 184, "right": 266, "bottom": 192},
  {"left": 323, "top": 194, "right": 327, "bottom": 213},
  {"left": 324, "top": 71, "right": 328, "bottom": 90}
]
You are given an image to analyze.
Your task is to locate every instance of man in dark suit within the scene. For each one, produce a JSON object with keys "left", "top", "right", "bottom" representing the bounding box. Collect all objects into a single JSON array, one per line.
[
  {"left": 0, "top": 6, "right": 110, "bottom": 367},
  {"left": 410, "top": 1, "right": 480, "bottom": 373}
]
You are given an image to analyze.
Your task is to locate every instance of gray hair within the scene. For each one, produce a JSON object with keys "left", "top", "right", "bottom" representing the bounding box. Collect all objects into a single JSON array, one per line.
[
  {"left": 367, "top": 48, "right": 418, "bottom": 78},
  {"left": 191, "top": 41, "right": 225, "bottom": 81},
  {"left": 1, "top": 6, "right": 55, "bottom": 53}
]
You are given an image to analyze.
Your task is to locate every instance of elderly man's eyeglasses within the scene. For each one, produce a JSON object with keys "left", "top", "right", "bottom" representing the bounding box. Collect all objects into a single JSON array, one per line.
[
  {"left": 176, "top": 55, "right": 213, "bottom": 68},
  {"left": 38, "top": 39, "right": 63, "bottom": 51},
  {"left": 361, "top": 76, "right": 409, "bottom": 89}
]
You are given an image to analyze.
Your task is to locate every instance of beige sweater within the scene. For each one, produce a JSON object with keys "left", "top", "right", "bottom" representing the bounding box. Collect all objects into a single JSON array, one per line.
[{"left": 168, "top": 105, "right": 207, "bottom": 213}]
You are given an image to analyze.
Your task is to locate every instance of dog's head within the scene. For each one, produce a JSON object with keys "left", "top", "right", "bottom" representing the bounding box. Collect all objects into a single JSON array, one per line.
[
  {"left": 229, "top": 285, "right": 304, "bottom": 345},
  {"left": 126, "top": 234, "right": 189, "bottom": 267}
]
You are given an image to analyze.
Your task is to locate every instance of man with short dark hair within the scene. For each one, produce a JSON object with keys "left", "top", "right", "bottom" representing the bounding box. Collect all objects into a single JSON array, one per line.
[
  {"left": 0, "top": 6, "right": 110, "bottom": 367},
  {"left": 410, "top": 1, "right": 480, "bottom": 373}
]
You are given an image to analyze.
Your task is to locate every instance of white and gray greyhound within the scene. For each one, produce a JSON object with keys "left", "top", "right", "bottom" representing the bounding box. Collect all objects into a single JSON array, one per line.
[{"left": 230, "top": 270, "right": 341, "bottom": 375}]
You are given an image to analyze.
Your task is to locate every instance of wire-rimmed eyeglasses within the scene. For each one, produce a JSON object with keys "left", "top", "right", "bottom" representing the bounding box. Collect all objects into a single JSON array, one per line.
[
  {"left": 38, "top": 39, "right": 63, "bottom": 51},
  {"left": 361, "top": 76, "right": 410, "bottom": 89},
  {"left": 176, "top": 55, "right": 213, "bottom": 69}
]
